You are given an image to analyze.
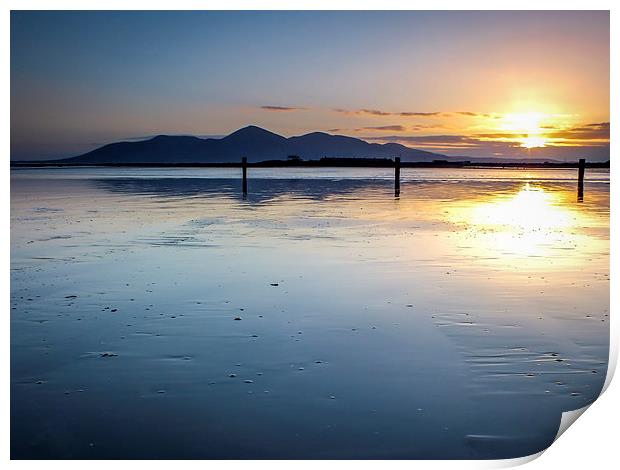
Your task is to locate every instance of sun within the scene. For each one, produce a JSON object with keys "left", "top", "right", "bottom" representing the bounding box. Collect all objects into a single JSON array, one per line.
[
  {"left": 521, "top": 135, "right": 547, "bottom": 149},
  {"left": 500, "top": 112, "right": 548, "bottom": 149}
]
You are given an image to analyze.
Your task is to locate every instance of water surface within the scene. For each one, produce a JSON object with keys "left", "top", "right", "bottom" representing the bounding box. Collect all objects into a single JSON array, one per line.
[{"left": 11, "top": 167, "right": 609, "bottom": 459}]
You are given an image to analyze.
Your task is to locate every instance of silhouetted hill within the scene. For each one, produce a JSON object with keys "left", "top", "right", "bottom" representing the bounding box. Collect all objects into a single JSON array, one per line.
[{"left": 58, "top": 125, "right": 444, "bottom": 164}]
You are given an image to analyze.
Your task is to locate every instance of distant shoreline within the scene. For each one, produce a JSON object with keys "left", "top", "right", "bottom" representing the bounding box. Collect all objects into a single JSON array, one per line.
[{"left": 9, "top": 159, "right": 610, "bottom": 169}]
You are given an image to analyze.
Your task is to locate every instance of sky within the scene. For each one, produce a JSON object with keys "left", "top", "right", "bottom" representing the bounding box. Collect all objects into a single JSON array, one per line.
[{"left": 11, "top": 10, "right": 610, "bottom": 161}]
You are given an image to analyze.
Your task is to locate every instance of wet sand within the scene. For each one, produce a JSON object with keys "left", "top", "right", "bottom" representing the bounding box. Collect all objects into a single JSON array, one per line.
[{"left": 10, "top": 167, "right": 609, "bottom": 459}]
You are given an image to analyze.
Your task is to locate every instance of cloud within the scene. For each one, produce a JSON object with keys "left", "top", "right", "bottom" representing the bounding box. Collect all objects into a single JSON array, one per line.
[
  {"left": 363, "top": 134, "right": 486, "bottom": 149},
  {"left": 327, "top": 125, "right": 410, "bottom": 133},
  {"left": 410, "top": 124, "right": 448, "bottom": 131},
  {"left": 260, "top": 105, "right": 307, "bottom": 111},
  {"left": 333, "top": 108, "right": 443, "bottom": 117},
  {"left": 558, "top": 122, "right": 609, "bottom": 140},
  {"left": 360, "top": 125, "right": 407, "bottom": 131},
  {"left": 584, "top": 122, "right": 609, "bottom": 129},
  {"left": 454, "top": 111, "right": 493, "bottom": 118},
  {"left": 475, "top": 132, "right": 526, "bottom": 139},
  {"left": 325, "top": 116, "right": 609, "bottom": 161},
  {"left": 398, "top": 111, "right": 442, "bottom": 117},
  {"left": 359, "top": 109, "right": 392, "bottom": 116},
  {"left": 474, "top": 122, "right": 610, "bottom": 144},
  {"left": 361, "top": 133, "right": 610, "bottom": 161},
  {"left": 332, "top": 108, "right": 495, "bottom": 118}
]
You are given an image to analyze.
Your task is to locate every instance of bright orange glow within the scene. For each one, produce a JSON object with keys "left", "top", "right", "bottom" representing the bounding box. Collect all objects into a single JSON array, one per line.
[
  {"left": 443, "top": 183, "right": 604, "bottom": 266},
  {"left": 521, "top": 135, "right": 547, "bottom": 149},
  {"left": 465, "top": 183, "right": 571, "bottom": 232},
  {"left": 500, "top": 112, "right": 548, "bottom": 148}
]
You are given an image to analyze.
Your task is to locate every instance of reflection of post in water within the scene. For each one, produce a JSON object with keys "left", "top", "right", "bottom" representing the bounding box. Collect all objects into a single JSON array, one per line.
[
  {"left": 578, "top": 158, "right": 585, "bottom": 202},
  {"left": 242, "top": 157, "right": 248, "bottom": 197},
  {"left": 394, "top": 157, "right": 401, "bottom": 198}
]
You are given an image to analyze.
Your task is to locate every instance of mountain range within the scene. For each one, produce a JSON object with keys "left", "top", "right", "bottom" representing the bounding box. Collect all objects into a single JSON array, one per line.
[{"left": 58, "top": 125, "right": 445, "bottom": 164}]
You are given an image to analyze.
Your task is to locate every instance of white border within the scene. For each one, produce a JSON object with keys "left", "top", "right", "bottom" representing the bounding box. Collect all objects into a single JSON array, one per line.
[{"left": 3, "top": 2, "right": 617, "bottom": 469}]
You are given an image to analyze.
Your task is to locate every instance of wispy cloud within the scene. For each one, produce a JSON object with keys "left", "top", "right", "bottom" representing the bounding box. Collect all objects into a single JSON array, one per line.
[
  {"left": 327, "top": 125, "right": 410, "bottom": 133},
  {"left": 333, "top": 108, "right": 443, "bottom": 117},
  {"left": 584, "top": 122, "right": 609, "bottom": 129},
  {"left": 395, "top": 111, "right": 442, "bottom": 117},
  {"left": 364, "top": 134, "right": 482, "bottom": 149},
  {"left": 260, "top": 105, "right": 307, "bottom": 111},
  {"left": 474, "top": 122, "right": 610, "bottom": 144},
  {"left": 259, "top": 106, "right": 494, "bottom": 119},
  {"left": 363, "top": 120, "right": 611, "bottom": 155},
  {"left": 327, "top": 123, "right": 449, "bottom": 134},
  {"left": 361, "top": 133, "right": 610, "bottom": 161},
  {"left": 454, "top": 111, "right": 494, "bottom": 118},
  {"left": 360, "top": 125, "right": 408, "bottom": 131},
  {"left": 332, "top": 108, "right": 494, "bottom": 118},
  {"left": 559, "top": 122, "right": 610, "bottom": 139}
]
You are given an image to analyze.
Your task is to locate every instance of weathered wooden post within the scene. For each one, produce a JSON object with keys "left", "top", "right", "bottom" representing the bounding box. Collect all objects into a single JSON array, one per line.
[
  {"left": 577, "top": 158, "right": 585, "bottom": 202},
  {"left": 242, "top": 157, "right": 248, "bottom": 197},
  {"left": 394, "top": 157, "right": 401, "bottom": 197}
]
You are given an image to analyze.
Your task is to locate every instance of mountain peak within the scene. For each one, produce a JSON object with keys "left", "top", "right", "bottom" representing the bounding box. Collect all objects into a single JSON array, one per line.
[
  {"left": 224, "top": 125, "right": 284, "bottom": 141},
  {"left": 148, "top": 134, "right": 202, "bottom": 142},
  {"left": 299, "top": 131, "right": 330, "bottom": 138}
]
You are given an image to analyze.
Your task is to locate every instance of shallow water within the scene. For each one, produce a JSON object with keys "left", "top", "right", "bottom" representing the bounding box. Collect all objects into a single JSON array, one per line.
[{"left": 11, "top": 167, "right": 609, "bottom": 459}]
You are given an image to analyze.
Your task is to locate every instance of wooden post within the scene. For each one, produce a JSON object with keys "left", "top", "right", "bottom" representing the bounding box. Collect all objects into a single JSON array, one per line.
[
  {"left": 577, "top": 158, "right": 585, "bottom": 202},
  {"left": 242, "top": 157, "right": 248, "bottom": 197},
  {"left": 394, "top": 157, "right": 401, "bottom": 197}
]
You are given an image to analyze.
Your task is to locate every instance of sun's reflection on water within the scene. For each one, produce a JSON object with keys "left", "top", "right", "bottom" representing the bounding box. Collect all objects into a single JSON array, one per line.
[
  {"left": 465, "top": 183, "right": 571, "bottom": 231},
  {"left": 443, "top": 183, "right": 604, "bottom": 268}
]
